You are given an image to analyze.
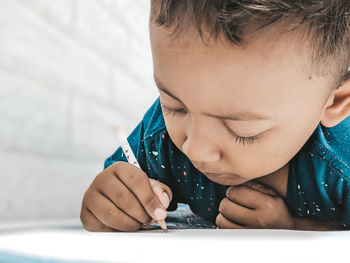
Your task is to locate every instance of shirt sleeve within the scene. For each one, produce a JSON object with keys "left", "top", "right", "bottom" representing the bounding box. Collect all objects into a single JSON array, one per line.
[
  {"left": 104, "top": 120, "right": 146, "bottom": 171},
  {"left": 286, "top": 121, "right": 350, "bottom": 229}
]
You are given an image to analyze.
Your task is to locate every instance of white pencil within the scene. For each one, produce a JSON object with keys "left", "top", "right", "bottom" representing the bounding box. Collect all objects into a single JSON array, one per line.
[{"left": 114, "top": 126, "right": 168, "bottom": 232}]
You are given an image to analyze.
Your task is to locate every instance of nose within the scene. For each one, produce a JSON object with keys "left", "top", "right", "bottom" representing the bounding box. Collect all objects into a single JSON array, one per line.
[{"left": 181, "top": 120, "right": 222, "bottom": 164}]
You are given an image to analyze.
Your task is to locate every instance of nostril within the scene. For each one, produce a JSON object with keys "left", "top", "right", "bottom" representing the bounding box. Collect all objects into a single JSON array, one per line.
[
  {"left": 181, "top": 134, "right": 222, "bottom": 163},
  {"left": 211, "top": 151, "right": 222, "bottom": 161}
]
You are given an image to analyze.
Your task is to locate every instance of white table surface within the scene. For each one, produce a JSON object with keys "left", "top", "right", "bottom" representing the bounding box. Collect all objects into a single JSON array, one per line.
[
  {"left": 1, "top": 204, "right": 349, "bottom": 263},
  {"left": 0, "top": 224, "right": 349, "bottom": 263}
]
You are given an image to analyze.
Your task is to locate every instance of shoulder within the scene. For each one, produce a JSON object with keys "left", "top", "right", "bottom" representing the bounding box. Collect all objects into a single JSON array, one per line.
[
  {"left": 142, "top": 97, "right": 167, "bottom": 140},
  {"left": 104, "top": 97, "right": 166, "bottom": 169},
  {"left": 287, "top": 117, "right": 350, "bottom": 220},
  {"left": 293, "top": 116, "right": 350, "bottom": 179},
  {"left": 312, "top": 116, "right": 350, "bottom": 177}
]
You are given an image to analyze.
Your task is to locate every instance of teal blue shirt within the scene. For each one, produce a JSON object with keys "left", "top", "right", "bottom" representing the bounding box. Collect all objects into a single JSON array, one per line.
[{"left": 105, "top": 98, "right": 350, "bottom": 229}]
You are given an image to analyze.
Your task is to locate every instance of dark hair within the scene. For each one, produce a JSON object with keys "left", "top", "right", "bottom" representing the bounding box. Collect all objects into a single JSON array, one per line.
[{"left": 150, "top": 0, "right": 350, "bottom": 88}]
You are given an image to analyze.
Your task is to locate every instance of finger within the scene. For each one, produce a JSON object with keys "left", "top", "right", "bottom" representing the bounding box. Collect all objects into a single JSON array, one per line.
[
  {"left": 219, "top": 197, "right": 257, "bottom": 226},
  {"left": 80, "top": 207, "right": 115, "bottom": 232},
  {"left": 149, "top": 179, "right": 173, "bottom": 202},
  {"left": 244, "top": 181, "right": 280, "bottom": 196},
  {"left": 149, "top": 179, "right": 172, "bottom": 208},
  {"left": 96, "top": 171, "right": 151, "bottom": 224},
  {"left": 226, "top": 185, "right": 272, "bottom": 209},
  {"left": 151, "top": 185, "right": 170, "bottom": 208},
  {"left": 216, "top": 213, "right": 245, "bottom": 229},
  {"left": 110, "top": 162, "right": 168, "bottom": 221},
  {"left": 86, "top": 190, "right": 141, "bottom": 231}
]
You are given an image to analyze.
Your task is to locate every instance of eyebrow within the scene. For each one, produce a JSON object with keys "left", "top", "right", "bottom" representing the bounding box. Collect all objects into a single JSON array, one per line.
[{"left": 154, "top": 77, "right": 270, "bottom": 121}]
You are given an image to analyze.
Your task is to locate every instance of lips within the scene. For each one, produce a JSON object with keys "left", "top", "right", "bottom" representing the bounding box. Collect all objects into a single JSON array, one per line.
[{"left": 193, "top": 165, "right": 239, "bottom": 178}]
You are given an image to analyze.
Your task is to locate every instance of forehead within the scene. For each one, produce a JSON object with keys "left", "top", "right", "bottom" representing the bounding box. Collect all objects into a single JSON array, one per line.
[
  {"left": 150, "top": 21, "right": 308, "bottom": 55},
  {"left": 150, "top": 24, "right": 311, "bottom": 80},
  {"left": 150, "top": 24, "right": 328, "bottom": 117}
]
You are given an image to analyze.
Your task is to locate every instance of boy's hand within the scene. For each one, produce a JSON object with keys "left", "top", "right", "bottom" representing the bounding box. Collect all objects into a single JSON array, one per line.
[
  {"left": 80, "top": 161, "right": 172, "bottom": 232},
  {"left": 216, "top": 181, "right": 295, "bottom": 229}
]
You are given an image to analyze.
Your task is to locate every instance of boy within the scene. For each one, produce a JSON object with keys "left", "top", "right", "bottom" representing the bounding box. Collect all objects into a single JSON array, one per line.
[{"left": 80, "top": 0, "right": 350, "bottom": 231}]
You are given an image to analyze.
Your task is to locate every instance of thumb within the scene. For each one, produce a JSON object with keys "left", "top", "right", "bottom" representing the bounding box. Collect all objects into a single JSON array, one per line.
[
  {"left": 243, "top": 180, "right": 280, "bottom": 197},
  {"left": 149, "top": 179, "right": 173, "bottom": 209}
]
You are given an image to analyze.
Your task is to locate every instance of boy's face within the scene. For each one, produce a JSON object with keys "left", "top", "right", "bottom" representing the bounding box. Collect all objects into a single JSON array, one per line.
[{"left": 150, "top": 24, "right": 334, "bottom": 186}]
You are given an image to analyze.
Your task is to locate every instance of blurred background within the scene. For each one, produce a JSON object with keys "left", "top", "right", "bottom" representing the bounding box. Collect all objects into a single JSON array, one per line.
[{"left": 0, "top": 0, "right": 158, "bottom": 225}]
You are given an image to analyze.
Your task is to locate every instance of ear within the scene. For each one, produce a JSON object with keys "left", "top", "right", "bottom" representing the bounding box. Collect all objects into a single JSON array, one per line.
[{"left": 321, "top": 78, "right": 350, "bottom": 127}]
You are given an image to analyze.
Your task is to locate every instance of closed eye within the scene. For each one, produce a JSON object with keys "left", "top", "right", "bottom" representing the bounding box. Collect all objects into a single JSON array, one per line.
[
  {"left": 161, "top": 100, "right": 262, "bottom": 146},
  {"left": 231, "top": 133, "right": 259, "bottom": 145},
  {"left": 223, "top": 122, "right": 261, "bottom": 146},
  {"left": 160, "top": 101, "right": 187, "bottom": 116}
]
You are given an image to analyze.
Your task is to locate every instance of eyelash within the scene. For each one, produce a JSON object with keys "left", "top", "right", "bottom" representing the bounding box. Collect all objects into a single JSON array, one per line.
[
  {"left": 160, "top": 101, "right": 187, "bottom": 117},
  {"left": 160, "top": 101, "right": 259, "bottom": 146},
  {"left": 231, "top": 133, "right": 259, "bottom": 146}
]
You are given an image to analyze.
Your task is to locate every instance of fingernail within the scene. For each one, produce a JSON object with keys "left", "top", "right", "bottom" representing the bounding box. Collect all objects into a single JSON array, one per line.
[
  {"left": 226, "top": 186, "right": 233, "bottom": 196},
  {"left": 160, "top": 192, "right": 170, "bottom": 208},
  {"left": 154, "top": 208, "right": 167, "bottom": 220}
]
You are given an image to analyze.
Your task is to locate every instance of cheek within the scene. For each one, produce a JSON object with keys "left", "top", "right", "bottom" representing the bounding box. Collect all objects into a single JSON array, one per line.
[
  {"left": 163, "top": 115, "right": 186, "bottom": 150},
  {"left": 225, "top": 123, "right": 318, "bottom": 178},
  {"left": 215, "top": 126, "right": 289, "bottom": 178}
]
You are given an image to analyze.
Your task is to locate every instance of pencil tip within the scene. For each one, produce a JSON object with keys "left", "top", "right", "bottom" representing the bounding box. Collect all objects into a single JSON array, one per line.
[{"left": 158, "top": 219, "right": 168, "bottom": 233}]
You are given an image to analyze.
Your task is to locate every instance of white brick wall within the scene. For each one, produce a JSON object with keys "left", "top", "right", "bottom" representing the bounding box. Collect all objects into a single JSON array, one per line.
[{"left": 0, "top": 0, "right": 158, "bottom": 222}]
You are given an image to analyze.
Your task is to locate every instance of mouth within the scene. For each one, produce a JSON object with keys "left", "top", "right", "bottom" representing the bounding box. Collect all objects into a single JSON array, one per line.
[
  {"left": 201, "top": 171, "right": 247, "bottom": 186},
  {"left": 193, "top": 165, "right": 243, "bottom": 181}
]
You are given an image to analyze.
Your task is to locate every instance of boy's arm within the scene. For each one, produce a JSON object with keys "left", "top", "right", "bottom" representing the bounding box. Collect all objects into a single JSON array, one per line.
[
  {"left": 293, "top": 217, "right": 344, "bottom": 231},
  {"left": 255, "top": 164, "right": 346, "bottom": 231}
]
